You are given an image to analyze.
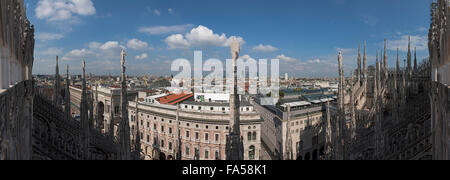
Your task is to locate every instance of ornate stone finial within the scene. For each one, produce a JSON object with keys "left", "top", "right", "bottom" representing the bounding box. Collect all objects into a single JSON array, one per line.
[
  {"left": 396, "top": 48, "right": 400, "bottom": 70},
  {"left": 230, "top": 40, "right": 240, "bottom": 60},
  {"left": 82, "top": 59, "right": 86, "bottom": 72},
  {"left": 121, "top": 49, "right": 126, "bottom": 67}
]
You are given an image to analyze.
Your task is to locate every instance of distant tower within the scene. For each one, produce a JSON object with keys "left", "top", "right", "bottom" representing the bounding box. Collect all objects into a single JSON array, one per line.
[
  {"left": 54, "top": 56, "right": 62, "bottom": 106},
  {"left": 226, "top": 40, "right": 244, "bottom": 160},
  {"left": 118, "top": 49, "right": 132, "bottom": 160},
  {"left": 65, "top": 65, "right": 71, "bottom": 121},
  {"left": 80, "top": 59, "right": 90, "bottom": 160}
]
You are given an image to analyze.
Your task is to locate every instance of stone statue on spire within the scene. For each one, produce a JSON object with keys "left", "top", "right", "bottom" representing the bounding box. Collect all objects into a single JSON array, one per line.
[{"left": 118, "top": 49, "right": 132, "bottom": 160}]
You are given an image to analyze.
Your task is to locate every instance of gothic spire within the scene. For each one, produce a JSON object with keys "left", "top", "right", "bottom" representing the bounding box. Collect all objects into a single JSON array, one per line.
[
  {"left": 54, "top": 56, "right": 61, "bottom": 106},
  {"left": 350, "top": 70, "right": 356, "bottom": 139},
  {"left": 109, "top": 100, "right": 115, "bottom": 140},
  {"left": 134, "top": 97, "right": 141, "bottom": 160},
  {"left": 80, "top": 59, "right": 90, "bottom": 159},
  {"left": 285, "top": 105, "right": 293, "bottom": 160},
  {"left": 357, "top": 43, "right": 361, "bottom": 83},
  {"left": 337, "top": 51, "right": 346, "bottom": 160},
  {"left": 175, "top": 103, "right": 182, "bottom": 160},
  {"left": 414, "top": 47, "right": 418, "bottom": 72},
  {"left": 94, "top": 84, "right": 99, "bottom": 129},
  {"left": 383, "top": 39, "right": 388, "bottom": 80},
  {"left": 65, "top": 65, "right": 71, "bottom": 121},
  {"left": 325, "top": 100, "right": 333, "bottom": 159},
  {"left": 407, "top": 36, "right": 412, "bottom": 77},
  {"left": 363, "top": 41, "right": 367, "bottom": 92},
  {"left": 118, "top": 49, "right": 132, "bottom": 160},
  {"left": 89, "top": 83, "right": 94, "bottom": 130},
  {"left": 396, "top": 48, "right": 400, "bottom": 90},
  {"left": 375, "top": 51, "right": 379, "bottom": 102},
  {"left": 226, "top": 40, "right": 244, "bottom": 160}
]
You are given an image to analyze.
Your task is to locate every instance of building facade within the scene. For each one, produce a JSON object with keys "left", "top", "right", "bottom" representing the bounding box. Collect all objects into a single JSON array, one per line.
[
  {"left": 129, "top": 94, "right": 263, "bottom": 160},
  {"left": 430, "top": 0, "right": 450, "bottom": 160},
  {"left": 0, "top": 0, "right": 35, "bottom": 160}
]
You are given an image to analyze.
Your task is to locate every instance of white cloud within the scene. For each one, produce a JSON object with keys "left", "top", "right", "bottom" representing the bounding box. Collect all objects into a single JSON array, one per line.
[
  {"left": 127, "top": 39, "right": 148, "bottom": 50},
  {"left": 307, "top": 59, "right": 321, "bottom": 63},
  {"left": 276, "top": 54, "right": 297, "bottom": 62},
  {"left": 36, "top": 32, "right": 64, "bottom": 41},
  {"left": 61, "top": 49, "right": 91, "bottom": 61},
  {"left": 135, "top": 53, "right": 148, "bottom": 60},
  {"left": 35, "top": 0, "right": 96, "bottom": 22},
  {"left": 168, "top": 8, "right": 174, "bottom": 14},
  {"left": 40, "top": 47, "right": 63, "bottom": 56},
  {"left": 99, "top": 41, "right": 125, "bottom": 51},
  {"left": 252, "top": 44, "right": 278, "bottom": 52},
  {"left": 139, "top": 24, "right": 194, "bottom": 35},
  {"left": 165, "top": 25, "right": 245, "bottom": 49},
  {"left": 165, "top": 34, "right": 190, "bottom": 49},
  {"left": 62, "top": 41, "right": 125, "bottom": 61},
  {"left": 388, "top": 35, "right": 427, "bottom": 52}
]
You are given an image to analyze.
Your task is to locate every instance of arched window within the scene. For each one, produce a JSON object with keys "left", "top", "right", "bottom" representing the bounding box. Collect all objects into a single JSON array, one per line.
[
  {"left": 249, "top": 146, "right": 255, "bottom": 160},
  {"left": 252, "top": 132, "right": 257, "bottom": 141},
  {"left": 248, "top": 132, "right": 252, "bottom": 141}
]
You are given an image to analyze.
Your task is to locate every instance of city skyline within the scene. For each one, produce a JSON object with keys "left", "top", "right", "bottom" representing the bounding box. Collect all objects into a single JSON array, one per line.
[{"left": 28, "top": 0, "right": 431, "bottom": 77}]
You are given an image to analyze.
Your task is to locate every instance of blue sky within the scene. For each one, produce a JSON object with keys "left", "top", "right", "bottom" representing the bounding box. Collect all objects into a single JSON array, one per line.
[{"left": 26, "top": 0, "right": 432, "bottom": 77}]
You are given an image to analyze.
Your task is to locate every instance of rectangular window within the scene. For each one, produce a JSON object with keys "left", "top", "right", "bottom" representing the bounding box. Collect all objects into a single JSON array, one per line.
[
  {"left": 215, "top": 134, "right": 219, "bottom": 142},
  {"left": 186, "top": 146, "right": 190, "bottom": 155},
  {"left": 195, "top": 132, "right": 199, "bottom": 140},
  {"left": 205, "top": 150, "right": 209, "bottom": 159},
  {"left": 186, "top": 131, "right": 190, "bottom": 138},
  {"left": 147, "top": 122, "right": 150, "bottom": 128},
  {"left": 169, "top": 128, "right": 173, "bottom": 134},
  {"left": 169, "top": 142, "right": 172, "bottom": 150},
  {"left": 205, "top": 133, "right": 209, "bottom": 141},
  {"left": 215, "top": 151, "right": 220, "bottom": 160},
  {"left": 147, "top": 135, "right": 150, "bottom": 142}
]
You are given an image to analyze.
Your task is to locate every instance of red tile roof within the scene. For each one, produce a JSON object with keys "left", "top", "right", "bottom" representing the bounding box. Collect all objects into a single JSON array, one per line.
[{"left": 157, "top": 92, "right": 193, "bottom": 105}]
